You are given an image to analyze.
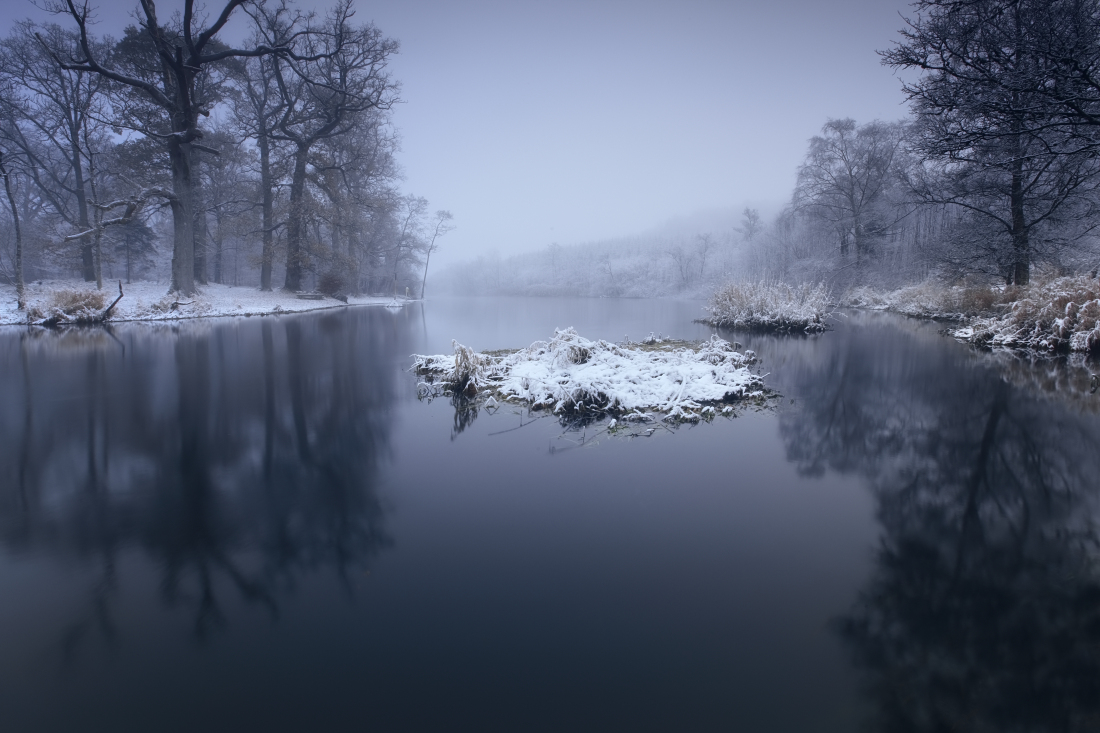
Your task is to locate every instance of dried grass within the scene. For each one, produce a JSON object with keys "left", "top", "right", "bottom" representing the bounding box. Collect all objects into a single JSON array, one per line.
[
  {"left": 954, "top": 275, "right": 1100, "bottom": 354},
  {"left": 25, "top": 288, "right": 107, "bottom": 323},
  {"left": 702, "top": 281, "right": 832, "bottom": 333}
]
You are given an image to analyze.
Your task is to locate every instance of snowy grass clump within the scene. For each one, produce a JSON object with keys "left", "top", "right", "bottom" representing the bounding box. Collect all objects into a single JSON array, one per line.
[
  {"left": 950, "top": 275, "right": 1100, "bottom": 355},
  {"left": 412, "top": 328, "right": 766, "bottom": 422},
  {"left": 701, "top": 281, "right": 832, "bottom": 333},
  {"left": 24, "top": 287, "right": 107, "bottom": 323}
]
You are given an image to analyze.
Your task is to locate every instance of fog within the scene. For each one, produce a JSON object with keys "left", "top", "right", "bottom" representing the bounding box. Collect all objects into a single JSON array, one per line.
[{"left": 0, "top": 0, "right": 913, "bottom": 271}]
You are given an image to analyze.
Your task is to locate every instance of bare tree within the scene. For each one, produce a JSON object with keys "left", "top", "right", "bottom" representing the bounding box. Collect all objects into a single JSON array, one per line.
[
  {"left": 0, "top": 147, "right": 25, "bottom": 310},
  {"left": 793, "top": 118, "right": 906, "bottom": 263},
  {"left": 389, "top": 194, "right": 426, "bottom": 292},
  {"left": 308, "top": 107, "right": 400, "bottom": 292},
  {"left": 233, "top": 31, "right": 292, "bottom": 291},
  {"left": 665, "top": 241, "right": 694, "bottom": 289},
  {"left": 737, "top": 207, "right": 761, "bottom": 242},
  {"left": 43, "top": 0, "right": 300, "bottom": 295},
  {"left": 695, "top": 232, "right": 713, "bottom": 278},
  {"left": 0, "top": 21, "right": 108, "bottom": 282},
  {"left": 258, "top": 0, "right": 399, "bottom": 291},
  {"left": 419, "top": 210, "right": 453, "bottom": 299},
  {"left": 882, "top": 0, "right": 1100, "bottom": 284}
]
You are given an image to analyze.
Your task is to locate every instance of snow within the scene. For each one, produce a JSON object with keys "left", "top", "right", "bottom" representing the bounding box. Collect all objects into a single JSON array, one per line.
[
  {"left": 413, "top": 327, "right": 767, "bottom": 421},
  {"left": 0, "top": 280, "right": 406, "bottom": 326}
]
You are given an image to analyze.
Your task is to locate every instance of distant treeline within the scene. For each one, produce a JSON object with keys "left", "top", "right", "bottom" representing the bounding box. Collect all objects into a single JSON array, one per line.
[
  {"left": 0, "top": 0, "right": 452, "bottom": 301},
  {"left": 443, "top": 0, "right": 1100, "bottom": 297},
  {"left": 434, "top": 229, "right": 750, "bottom": 298}
]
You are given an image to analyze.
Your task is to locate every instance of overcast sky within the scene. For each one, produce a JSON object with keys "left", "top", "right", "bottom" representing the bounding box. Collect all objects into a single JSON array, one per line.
[{"left": 0, "top": 0, "right": 916, "bottom": 267}]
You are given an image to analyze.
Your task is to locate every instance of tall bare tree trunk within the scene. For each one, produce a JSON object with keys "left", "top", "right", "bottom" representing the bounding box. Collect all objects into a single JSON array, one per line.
[
  {"left": 93, "top": 224, "right": 103, "bottom": 290},
  {"left": 70, "top": 133, "right": 96, "bottom": 282},
  {"left": 284, "top": 148, "right": 309, "bottom": 291},
  {"left": 87, "top": 153, "right": 103, "bottom": 289},
  {"left": 192, "top": 151, "right": 209, "bottom": 285},
  {"left": 213, "top": 214, "right": 224, "bottom": 285},
  {"left": 168, "top": 139, "right": 197, "bottom": 296},
  {"left": 258, "top": 133, "right": 275, "bottom": 291},
  {"left": 420, "top": 249, "right": 432, "bottom": 300},
  {"left": 1010, "top": 155, "right": 1029, "bottom": 286},
  {"left": 1, "top": 149, "right": 25, "bottom": 310}
]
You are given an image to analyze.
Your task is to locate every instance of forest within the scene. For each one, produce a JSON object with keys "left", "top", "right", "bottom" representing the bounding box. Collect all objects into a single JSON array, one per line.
[
  {"left": 5, "top": 0, "right": 1100, "bottom": 314},
  {"left": 0, "top": 0, "right": 452, "bottom": 306}
]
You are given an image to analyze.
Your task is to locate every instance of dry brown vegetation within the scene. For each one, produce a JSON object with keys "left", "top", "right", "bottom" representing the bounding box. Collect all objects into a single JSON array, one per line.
[
  {"left": 846, "top": 272, "right": 1100, "bottom": 355},
  {"left": 960, "top": 275, "right": 1100, "bottom": 354},
  {"left": 25, "top": 288, "right": 107, "bottom": 323}
]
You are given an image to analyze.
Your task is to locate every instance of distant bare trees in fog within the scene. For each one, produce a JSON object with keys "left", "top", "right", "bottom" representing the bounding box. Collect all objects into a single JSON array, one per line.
[
  {"left": 441, "top": 0, "right": 1100, "bottom": 297},
  {"left": 780, "top": 0, "right": 1100, "bottom": 289},
  {"left": 434, "top": 228, "right": 745, "bottom": 298}
]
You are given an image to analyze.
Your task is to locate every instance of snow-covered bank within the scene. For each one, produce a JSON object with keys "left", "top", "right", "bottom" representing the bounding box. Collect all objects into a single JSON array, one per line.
[
  {"left": 843, "top": 275, "right": 1100, "bottom": 355},
  {"left": 701, "top": 281, "right": 832, "bottom": 333},
  {"left": 949, "top": 276, "right": 1100, "bottom": 355},
  {"left": 413, "top": 328, "right": 767, "bottom": 422},
  {"left": 0, "top": 280, "right": 405, "bottom": 325},
  {"left": 843, "top": 281, "right": 1012, "bottom": 320}
]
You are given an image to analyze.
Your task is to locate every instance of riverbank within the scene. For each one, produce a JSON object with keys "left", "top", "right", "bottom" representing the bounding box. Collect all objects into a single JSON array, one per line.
[
  {"left": 845, "top": 275, "right": 1100, "bottom": 356},
  {"left": 0, "top": 280, "right": 408, "bottom": 325}
]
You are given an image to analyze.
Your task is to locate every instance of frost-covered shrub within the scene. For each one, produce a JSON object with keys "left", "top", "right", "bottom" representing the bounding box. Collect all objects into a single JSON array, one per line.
[
  {"left": 702, "top": 280, "right": 832, "bottom": 333},
  {"left": 953, "top": 275, "right": 1100, "bottom": 354},
  {"left": 49, "top": 288, "right": 106, "bottom": 313}
]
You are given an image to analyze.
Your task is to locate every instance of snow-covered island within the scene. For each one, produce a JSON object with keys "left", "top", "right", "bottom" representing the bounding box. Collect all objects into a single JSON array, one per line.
[
  {"left": 0, "top": 280, "right": 406, "bottom": 326},
  {"left": 413, "top": 328, "right": 768, "bottom": 423}
]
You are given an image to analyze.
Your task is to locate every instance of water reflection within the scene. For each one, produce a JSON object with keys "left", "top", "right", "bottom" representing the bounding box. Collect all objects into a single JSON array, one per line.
[
  {"left": 0, "top": 311, "right": 399, "bottom": 644},
  {"left": 776, "top": 313, "right": 1100, "bottom": 731}
]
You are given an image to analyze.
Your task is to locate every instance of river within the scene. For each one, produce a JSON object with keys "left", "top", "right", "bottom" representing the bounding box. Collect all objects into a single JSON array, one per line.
[{"left": 1, "top": 297, "right": 1098, "bottom": 732}]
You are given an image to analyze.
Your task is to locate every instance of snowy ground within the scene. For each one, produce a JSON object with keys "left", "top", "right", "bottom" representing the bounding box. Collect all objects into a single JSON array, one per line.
[
  {"left": 0, "top": 280, "right": 406, "bottom": 325},
  {"left": 413, "top": 328, "right": 768, "bottom": 422}
]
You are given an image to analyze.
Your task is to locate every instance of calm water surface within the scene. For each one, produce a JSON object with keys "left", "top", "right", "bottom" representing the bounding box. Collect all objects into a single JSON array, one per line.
[{"left": 1, "top": 297, "right": 1098, "bottom": 732}]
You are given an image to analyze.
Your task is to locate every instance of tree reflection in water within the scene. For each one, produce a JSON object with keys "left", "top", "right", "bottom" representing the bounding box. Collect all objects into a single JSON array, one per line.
[
  {"left": 777, "top": 318, "right": 1100, "bottom": 731},
  {"left": 0, "top": 311, "right": 397, "bottom": 646}
]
